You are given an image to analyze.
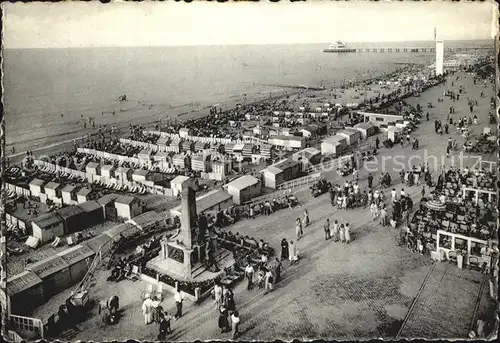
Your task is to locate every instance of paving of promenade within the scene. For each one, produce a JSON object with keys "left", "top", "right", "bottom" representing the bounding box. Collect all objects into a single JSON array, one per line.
[{"left": 55, "top": 69, "right": 498, "bottom": 341}]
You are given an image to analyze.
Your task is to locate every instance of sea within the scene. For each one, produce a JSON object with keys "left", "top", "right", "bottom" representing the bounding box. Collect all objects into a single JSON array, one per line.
[{"left": 3, "top": 40, "right": 492, "bottom": 155}]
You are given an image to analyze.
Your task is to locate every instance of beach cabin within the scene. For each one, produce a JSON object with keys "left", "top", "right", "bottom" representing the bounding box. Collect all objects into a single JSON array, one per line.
[
  {"left": 179, "top": 127, "right": 193, "bottom": 139},
  {"left": 211, "top": 159, "right": 232, "bottom": 179},
  {"left": 358, "top": 111, "right": 403, "bottom": 127},
  {"left": 253, "top": 125, "right": 270, "bottom": 137},
  {"left": 84, "top": 234, "right": 114, "bottom": 255},
  {"left": 76, "top": 187, "right": 92, "bottom": 204},
  {"left": 61, "top": 185, "right": 78, "bottom": 205},
  {"left": 292, "top": 147, "right": 322, "bottom": 167},
  {"left": 85, "top": 162, "right": 101, "bottom": 176},
  {"left": 57, "top": 244, "right": 95, "bottom": 285},
  {"left": 387, "top": 126, "right": 403, "bottom": 142},
  {"left": 172, "top": 154, "right": 190, "bottom": 170},
  {"left": 97, "top": 193, "right": 120, "bottom": 221},
  {"left": 170, "top": 138, "right": 182, "bottom": 153},
  {"left": 280, "top": 128, "right": 293, "bottom": 137},
  {"left": 191, "top": 154, "right": 210, "bottom": 172},
  {"left": 181, "top": 140, "right": 195, "bottom": 152},
  {"left": 232, "top": 143, "right": 245, "bottom": 156},
  {"left": 27, "top": 255, "right": 72, "bottom": 299},
  {"left": 78, "top": 200, "right": 105, "bottom": 227},
  {"left": 44, "top": 182, "right": 62, "bottom": 200},
  {"left": 223, "top": 175, "right": 262, "bottom": 205},
  {"left": 337, "top": 129, "right": 362, "bottom": 145},
  {"left": 170, "top": 189, "right": 233, "bottom": 217},
  {"left": 321, "top": 135, "right": 348, "bottom": 156},
  {"left": 115, "top": 167, "right": 133, "bottom": 183},
  {"left": 100, "top": 164, "right": 116, "bottom": 179},
  {"left": 260, "top": 145, "right": 273, "bottom": 159},
  {"left": 132, "top": 169, "right": 151, "bottom": 183},
  {"left": 268, "top": 135, "right": 306, "bottom": 150},
  {"left": 57, "top": 205, "right": 86, "bottom": 234},
  {"left": 261, "top": 159, "right": 301, "bottom": 189},
  {"left": 153, "top": 150, "right": 169, "bottom": 164},
  {"left": 31, "top": 212, "right": 64, "bottom": 244},
  {"left": 129, "top": 211, "right": 167, "bottom": 231},
  {"left": 4, "top": 271, "right": 44, "bottom": 315},
  {"left": 194, "top": 141, "right": 209, "bottom": 152},
  {"left": 115, "top": 195, "right": 142, "bottom": 220},
  {"left": 29, "top": 178, "right": 47, "bottom": 198},
  {"left": 299, "top": 124, "right": 326, "bottom": 138},
  {"left": 170, "top": 175, "right": 192, "bottom": 197},
  {"left": 353, "top": 122, "right": 377, "bottom": 138},
  {"left": 156, "top": 136, "right": 171, "bottom": 148},
  {"left": 138, "top": 149, "right": 152, "bottom": 167}
]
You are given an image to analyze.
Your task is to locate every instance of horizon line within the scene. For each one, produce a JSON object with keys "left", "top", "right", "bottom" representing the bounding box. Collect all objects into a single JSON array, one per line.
[{"left": 3, "top": 38, "right": 493, "bottom": 50}]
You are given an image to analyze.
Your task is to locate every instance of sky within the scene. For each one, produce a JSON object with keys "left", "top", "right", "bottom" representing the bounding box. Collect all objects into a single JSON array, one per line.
[{"left": 2, "top": 0, "right": 497, "bottom": 49}]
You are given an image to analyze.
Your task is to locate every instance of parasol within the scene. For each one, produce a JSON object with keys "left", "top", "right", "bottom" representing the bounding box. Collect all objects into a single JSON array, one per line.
[{"left": 425, "top": 199, "right": 446, "bottom": 211}]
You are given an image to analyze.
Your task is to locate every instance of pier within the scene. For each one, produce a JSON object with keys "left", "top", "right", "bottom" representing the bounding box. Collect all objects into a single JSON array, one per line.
[{"left": 324, "top": 46, "right": 492, "bottom": 53}]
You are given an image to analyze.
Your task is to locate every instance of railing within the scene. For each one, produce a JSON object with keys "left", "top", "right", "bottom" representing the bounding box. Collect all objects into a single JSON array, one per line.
[
  {"left": 9, "top": 314, "right": 44, "bottom": 340},
  {"left": 7, "top": 330, "right": 24, "bottom": 342},
  {"left": 277, "top": 172, "right": 322, "bottom": 191}
]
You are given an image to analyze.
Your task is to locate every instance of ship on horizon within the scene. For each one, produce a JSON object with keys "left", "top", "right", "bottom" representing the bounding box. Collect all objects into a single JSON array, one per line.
[{"left": 323, "top": 41, "right": 357, "bottom": 53}]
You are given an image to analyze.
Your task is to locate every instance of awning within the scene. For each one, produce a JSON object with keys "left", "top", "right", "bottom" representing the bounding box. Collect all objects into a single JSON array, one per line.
[{"left": 425, "top": 200, "right": 446, "bottom": 211}]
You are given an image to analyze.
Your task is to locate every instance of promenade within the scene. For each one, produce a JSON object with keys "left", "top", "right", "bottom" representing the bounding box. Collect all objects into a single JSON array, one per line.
[{"left": 60, "top": 69, "right": 497, "bottom": 341}]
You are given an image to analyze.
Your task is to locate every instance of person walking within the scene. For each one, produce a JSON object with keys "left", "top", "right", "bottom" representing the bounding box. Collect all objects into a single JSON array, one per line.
[
  {"left": 218, "top": 306, "right": 230, "bottom": 333},
  {"left": 141, "top": 294, "right": 153, "bottom": 325},
  {"left": 214, "top": 281, "right": 223, "bottom": 310},
  {"left": 324, "top": 219, "right": 331, "bottom": 240},
  {"left": 280, "top": 238, "right": 289, "bottom": 261},
  {"left": 151, "top": 296, "right": 161, "bottom": 323},
  {"left": 231, "top": 311, "right": 241, "bottom": 339},
  {"left": 274, "top": 257, "right": 282, "bottom": 282},
  {"left": 264, "top": 268, "right": 274, "bottom": 293},
  {"left": 289, "top": 240, "right": 298, "bottom": 264},
  {"left": 224, "top": 288, "right": 236, "bottom": 314},
  {"left": 370, "top": 202, "right": 378, "bottom": 220},
  {"left": 367, "top": 173, "right": 373, "bottom": 189},
  {"left": 341, "top": 194, "right": 347, "bottom": 210},
  {"left": 108, "top": 295, "right": 119, "bottom": 315},
  {"left": 158, "top": 312, "right": 172, "bottom": 340},
  {"left": 174, "top": 289, "right": 185, "bottom": 319},
  {"left": 345, "top": 223, "right": 351, "bottom": 244},
  {"left": 339, "top": 224, "right": 346, "bottom": 243},
  {"left": 245, "top": 263, "right": 254, "bottom": 290},
  {"left": 302, "top": 210, "right": 310, "bottom": 228},
  {"left": 380, "top": 206, "right": 388, "bottom": 226},
  {"left": 332, "top": 220, "right": 339, "bottom": 242},
  {"left": 295, "top": 218, "right": 303, "bottom": 241}
]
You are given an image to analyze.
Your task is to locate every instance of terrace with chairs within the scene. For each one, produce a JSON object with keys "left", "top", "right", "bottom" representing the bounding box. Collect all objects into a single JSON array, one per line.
[{"left": 408, "top": 166, "right": 497, "bottom": 272}]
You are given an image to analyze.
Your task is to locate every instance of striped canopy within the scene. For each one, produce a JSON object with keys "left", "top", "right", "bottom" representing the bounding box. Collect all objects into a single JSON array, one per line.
[{"left": 425, "top": 199, "right": 446, "bottom": 211}]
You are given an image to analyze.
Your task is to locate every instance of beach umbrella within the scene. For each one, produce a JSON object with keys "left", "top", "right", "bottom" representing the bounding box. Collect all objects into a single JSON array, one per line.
[{"left": 425, "top": 199, "right": 446, "bottom": 211}]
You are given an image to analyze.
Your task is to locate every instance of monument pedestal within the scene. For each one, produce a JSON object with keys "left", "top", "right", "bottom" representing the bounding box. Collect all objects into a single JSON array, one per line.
[{"left": 149, "top": 185, "right": 217, "bottom": 281}]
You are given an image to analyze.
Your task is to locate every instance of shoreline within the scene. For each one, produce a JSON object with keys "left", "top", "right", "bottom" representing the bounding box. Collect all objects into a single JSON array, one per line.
[{"left": 6, "top": 63, "right": 417, "bottom": 163}]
